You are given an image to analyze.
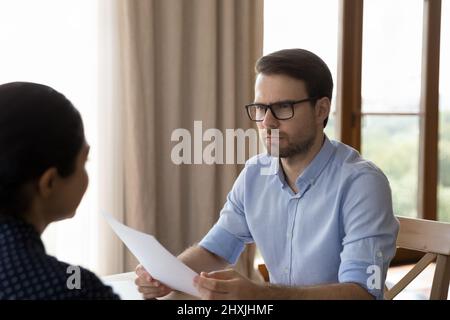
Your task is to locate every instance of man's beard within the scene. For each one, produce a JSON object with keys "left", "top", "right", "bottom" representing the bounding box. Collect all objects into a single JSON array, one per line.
[
  {"left": 265, "top": 130, "right": 317, "bottom": 158},
  {"left": 278, "top": 134, "right": 316, "bottom": 158}
]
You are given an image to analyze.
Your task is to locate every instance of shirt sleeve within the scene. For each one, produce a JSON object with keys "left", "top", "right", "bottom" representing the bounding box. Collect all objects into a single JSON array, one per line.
[
  {"left": 199, "top": 165, "right": 254, "bottom": 265},
  {"left": 338, "top": 169, "right": 399, "bottom": 300}
]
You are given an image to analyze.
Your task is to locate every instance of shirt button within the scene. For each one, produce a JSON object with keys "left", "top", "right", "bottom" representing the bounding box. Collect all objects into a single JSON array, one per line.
[{"left": 376, "top": 251, "right": 383, "bottom": 258}]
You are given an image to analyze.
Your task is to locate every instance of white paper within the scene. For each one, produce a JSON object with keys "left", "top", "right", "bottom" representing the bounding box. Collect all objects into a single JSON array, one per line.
[
  {"left": 102, "top": 272, "right": 143, "bottom": 300},
  {"left": 103, "top": 212, "right": 199, "bottom": 297}
]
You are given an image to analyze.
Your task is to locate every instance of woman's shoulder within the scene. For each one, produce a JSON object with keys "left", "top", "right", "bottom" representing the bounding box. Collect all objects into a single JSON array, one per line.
[
  {"left": 44, "top": 256, "right": 120, "bottom": 300},
  {"left": 0, "top": 218, "right": 119, "bottom": 300},
  {"left": 1, "top": 251, "right": 120, "bottom": 300}
]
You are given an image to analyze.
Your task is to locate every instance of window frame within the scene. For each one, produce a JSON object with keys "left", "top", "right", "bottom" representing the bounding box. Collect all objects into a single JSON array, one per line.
[
  {"left": 336, "top": 0, "right": 442, "bottom": 222},
  {"left": 336, "top": 0, "right": 442, "bottom": 264}
]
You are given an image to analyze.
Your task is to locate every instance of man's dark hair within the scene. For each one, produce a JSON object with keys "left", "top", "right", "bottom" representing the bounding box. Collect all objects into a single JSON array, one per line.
[
  {"left": 255, "top": 48, "right": 333, "bottom": 128},
  {"left": 0, "top": 82, "right": 85, "bottom": 217}
]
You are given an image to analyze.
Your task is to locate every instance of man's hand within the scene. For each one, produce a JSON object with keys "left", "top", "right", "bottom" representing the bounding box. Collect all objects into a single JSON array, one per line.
[
  {"left": 135, "top": 264, "right": 173, "bottom": 299},
  {"left": 193, "top": 268, "right": 264, "bottom": 300}
]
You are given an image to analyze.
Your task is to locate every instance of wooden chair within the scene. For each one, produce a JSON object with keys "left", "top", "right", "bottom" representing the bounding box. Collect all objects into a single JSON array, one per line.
[
  {"left": 258, "top": 263, "right": 270, "bottom": 282},
  {"left": 257, "top": 216, "right": 450, "bottom": 300},
  {"left": 384, "top": 216, "right": 450, "bottom": 300}
]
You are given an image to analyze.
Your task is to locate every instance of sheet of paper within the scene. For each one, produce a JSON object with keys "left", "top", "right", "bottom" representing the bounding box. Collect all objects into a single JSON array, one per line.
[{"left": 103, "top": 212, "right": 199, "bottom": 298}]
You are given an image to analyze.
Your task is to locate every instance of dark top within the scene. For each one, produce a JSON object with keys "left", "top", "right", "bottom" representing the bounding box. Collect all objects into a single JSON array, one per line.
[{"left": 0, "top": 215, "right": 120, "bottom": 300}]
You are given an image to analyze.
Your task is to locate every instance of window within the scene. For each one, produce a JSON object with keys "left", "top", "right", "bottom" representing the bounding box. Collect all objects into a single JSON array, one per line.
[
  {"left": 439, "top": 0, "right": 450, "bottom": 222},
  {"left": 263, "top": 0, "right": 338, "bottom": 139},
  {"left": 361, "top": 0, "right": 423, "bottom": 217},
  {"left": 0, "top": 0, "right": 100, "bottom": 271}
]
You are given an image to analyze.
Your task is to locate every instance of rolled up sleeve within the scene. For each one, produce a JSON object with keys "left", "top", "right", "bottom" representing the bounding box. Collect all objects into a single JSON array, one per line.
[
  {"left": 199, "top": 167, "right": 253, "bottom": 265},
  {"left": 338, "top": 170, "right": 399, "bottom": 300},
  {"left": 199, "top": 224, "right": 246, "bottom": 265}
]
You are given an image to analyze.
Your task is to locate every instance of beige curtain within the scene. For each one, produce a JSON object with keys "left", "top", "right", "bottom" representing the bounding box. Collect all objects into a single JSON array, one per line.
[{"left": 117, "top": 0, "right": 263, "bottom": 278}]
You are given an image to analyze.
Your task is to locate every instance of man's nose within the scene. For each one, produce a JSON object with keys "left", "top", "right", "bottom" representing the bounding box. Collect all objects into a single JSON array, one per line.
[{"left": 261, "top": 108, "right": 279, "bottom": 129}]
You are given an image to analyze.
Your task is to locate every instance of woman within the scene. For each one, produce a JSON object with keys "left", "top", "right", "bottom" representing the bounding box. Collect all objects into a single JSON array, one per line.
[{"left": 0, "top": 82, "right": 119, "bottom": 299}]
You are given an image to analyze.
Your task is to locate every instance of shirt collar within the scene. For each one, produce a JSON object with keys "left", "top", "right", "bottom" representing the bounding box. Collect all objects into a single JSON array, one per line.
[
  {"left": 295, "top": 135, "right": 336, "bottom": 188},
  {"left": 269, "top": 135, "right": 336, "bottom": 190}
]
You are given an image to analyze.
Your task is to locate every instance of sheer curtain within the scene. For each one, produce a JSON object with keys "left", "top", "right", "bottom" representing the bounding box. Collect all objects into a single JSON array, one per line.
[
  {"left": 0, "top": 0, "right": 128, "bottom": 276},
  {"left": 0, "top": 0, "right": 104, "bottom": 273}
]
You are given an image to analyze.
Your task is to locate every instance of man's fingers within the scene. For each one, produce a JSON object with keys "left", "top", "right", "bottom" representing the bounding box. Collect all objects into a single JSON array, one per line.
[
  {"left": 138, "top": 285, "right": 164, "bottom": 294},
  {"left": 135, "top": 264, "right": 144, "bottom": 275},
  {"left": 134, "top": 265, "right": 172, "bottom": 299},
  {"left": 134, "top": 276, "right": 162, "bottom": 288},
  {"left": 135, "top": 265, "right": 153, "bottom": 282},
  {"left": 193, "top": 269, "right": 239, "bottom": 293},
  {"left": 138, "top": 285, "right": 156, "bottom": 294},
  {"left": 204, "top": 269, "right": 237, "bottom": 280},
  {"left": 194, "top": 273, "right": 229, "bottom": 293},
  {"left": 134, "top": 276, "right": 171, "bottom": 291},
  {"left": 196, "top": 284, "right": 229, "bottom": 300},
  {"left": 139, "top": 285, "right": 172, "bottom": 299},
  {"left": 135, "top": 276, "right": 150, "bottom": 287}
]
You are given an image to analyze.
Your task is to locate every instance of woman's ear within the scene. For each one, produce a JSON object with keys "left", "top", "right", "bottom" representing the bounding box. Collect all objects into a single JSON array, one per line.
[
  {"left": 37, "top": 167, "right": 58, "bottom": 198},
  {"left": 315, "top": 97, "right": 331, "bottom": 127}
]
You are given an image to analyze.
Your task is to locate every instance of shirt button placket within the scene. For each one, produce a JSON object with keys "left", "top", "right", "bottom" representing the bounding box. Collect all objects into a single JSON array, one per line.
[{"left": 286, "top": 197, "right": 298, "bottom": 285}]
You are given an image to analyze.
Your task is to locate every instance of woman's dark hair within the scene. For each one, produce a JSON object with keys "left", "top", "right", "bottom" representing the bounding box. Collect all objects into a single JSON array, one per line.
[
  {"left": 0, "top": 82, "right": 85, "bottom": 217},
  {"left": 255, "top": 48, "right": 333, "bottom": 128}
]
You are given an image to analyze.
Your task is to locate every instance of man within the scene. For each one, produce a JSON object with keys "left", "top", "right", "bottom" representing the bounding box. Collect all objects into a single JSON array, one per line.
[{"left": 135, "top": 49, "right": 399, "bottom": 300}]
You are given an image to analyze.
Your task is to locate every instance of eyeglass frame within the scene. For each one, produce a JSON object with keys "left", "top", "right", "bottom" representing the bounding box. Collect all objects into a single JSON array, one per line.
[{"left": 244, "top": 97, "right": 318, "bottom": 122}]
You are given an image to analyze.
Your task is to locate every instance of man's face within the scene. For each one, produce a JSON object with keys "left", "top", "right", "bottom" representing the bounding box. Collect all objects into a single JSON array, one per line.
[{"left": 255, "top": 74, "right": 320, "bottom": 158}]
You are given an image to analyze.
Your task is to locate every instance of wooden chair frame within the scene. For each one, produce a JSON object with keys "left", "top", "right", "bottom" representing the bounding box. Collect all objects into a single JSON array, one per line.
[{"left": 385, "top": 216, "right": 450, "bottom": 300}]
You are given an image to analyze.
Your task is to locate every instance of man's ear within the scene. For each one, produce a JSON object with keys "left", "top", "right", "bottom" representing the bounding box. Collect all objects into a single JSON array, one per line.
[
  {"left": 315, "top": 97, "right": 331, "bottom": 127},
  {"left": 37, "top": 168, "right": 58, "bottom": 198}
]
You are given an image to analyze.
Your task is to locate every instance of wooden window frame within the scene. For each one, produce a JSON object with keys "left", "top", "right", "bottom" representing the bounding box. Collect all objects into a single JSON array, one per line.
[
  {"left": 336, "top": 0, "right": 363, "bottom": 151},
  {"left": 337, "top": 0, "right": 442, "bottom": 221},
  {"left": 336, "top": 0, "right": 442, "bottom": 263},
  {"left": 418, "top": 0, "right": 441, "bottom": 221}
]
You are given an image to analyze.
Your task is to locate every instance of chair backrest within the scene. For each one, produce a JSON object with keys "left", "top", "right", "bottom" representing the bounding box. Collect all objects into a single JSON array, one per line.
[{"left": 384, "top": 216, "right": 450, "bottom": 300}]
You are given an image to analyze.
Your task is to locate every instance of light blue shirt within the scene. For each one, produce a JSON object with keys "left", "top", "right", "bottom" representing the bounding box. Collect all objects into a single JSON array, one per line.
[{"left": 199, "top": 136, "right": 399, "bottom": 299}]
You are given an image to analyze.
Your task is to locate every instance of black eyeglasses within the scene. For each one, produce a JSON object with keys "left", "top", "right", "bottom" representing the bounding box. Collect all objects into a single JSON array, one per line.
[{"left": 245, "top": 97, "right": 317, "bottom": 122}]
